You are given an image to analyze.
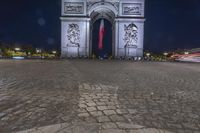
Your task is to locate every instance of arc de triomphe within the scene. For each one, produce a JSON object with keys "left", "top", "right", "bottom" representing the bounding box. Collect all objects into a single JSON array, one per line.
[{"left": 61, "top": 0, "right": 145, "bottom": 58}]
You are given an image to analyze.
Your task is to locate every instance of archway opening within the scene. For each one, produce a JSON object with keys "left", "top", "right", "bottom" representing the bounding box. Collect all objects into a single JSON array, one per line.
[
  {"left": 92, "top": 18, "right": 112, "bottom": 59},
  {"left": 89, "top": 3, "right": 117, "bottom": 58}
]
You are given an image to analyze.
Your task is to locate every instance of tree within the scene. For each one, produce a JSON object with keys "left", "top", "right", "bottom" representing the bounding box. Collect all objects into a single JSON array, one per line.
[{"left": 21, "top": 44, "right": 35, "bottom": 55}]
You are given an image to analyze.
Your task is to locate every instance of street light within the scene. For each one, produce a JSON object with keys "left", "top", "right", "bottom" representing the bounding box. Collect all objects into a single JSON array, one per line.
[
  {"left": 184, "top": 52, "right": 189, "bottom": 55},
  {"left": 163, "top": 52, "right": 168, "bottom": 61},
  {"left": 146, "top": 53, "right": 150, "bottom": 57},
  {"left": 36, "top": 48, "right": 42, "bottom": 54},
  {"left": 163, "top": 52, "right": 168, "bottom": 56},
  {"left": 15, "top": 48, "right": 21, "bottom": 51},
  {"left": 146, "top": 53, "right": 151, "bottom": 61},
  {"left": 52, "top": 51, "right": 57, "bottom": 54}
]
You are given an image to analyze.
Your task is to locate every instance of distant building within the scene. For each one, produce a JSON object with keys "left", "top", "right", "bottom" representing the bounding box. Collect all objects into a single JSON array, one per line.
[{"left": 188, "top": 48, "right": 200, "bottom": 53}]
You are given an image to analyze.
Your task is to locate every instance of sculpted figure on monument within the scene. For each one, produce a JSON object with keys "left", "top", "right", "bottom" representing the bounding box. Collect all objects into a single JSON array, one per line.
[
  {"left": 67, "top": 24, "right": 80, "bottom": 46},
  {"left": 124, "top": 23, "right": 138, "bottom": 47}
]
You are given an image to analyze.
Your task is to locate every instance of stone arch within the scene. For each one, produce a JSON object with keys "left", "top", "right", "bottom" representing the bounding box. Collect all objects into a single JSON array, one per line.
[
  {"left": 88, "top": 2, "right": 118, "bottom": 18},
  {"left": 61, "top": 0, "right": 145, "bottom": 58},
  {"left": 90, "top": 9, "right": 115, "bottom": 24},
  {"left": 89, "top": 3, "right": 117, "bottom": 57},
  {"left": 91, "top": 18, "right": 113, "bottom": 58}
]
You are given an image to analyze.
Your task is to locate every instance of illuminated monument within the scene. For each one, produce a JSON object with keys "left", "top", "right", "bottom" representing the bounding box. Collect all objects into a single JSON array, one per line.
[{"left": 61, "top": 0, "right": 145, "bottom": 58}]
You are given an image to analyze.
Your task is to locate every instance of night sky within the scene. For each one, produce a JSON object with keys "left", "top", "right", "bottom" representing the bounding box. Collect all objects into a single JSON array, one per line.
[{"left": 0, "top": 0, "right": 200, "bottom": 52}]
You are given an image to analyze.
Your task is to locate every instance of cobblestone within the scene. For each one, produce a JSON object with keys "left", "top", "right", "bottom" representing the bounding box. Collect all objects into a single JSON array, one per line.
[
  {"left": 117, "top": 122, "right": 144, "bottom": 129},
  {"left": 86, "top": 107, "right": 97, "bottom": 112},
  {"left": 86, "top": 102, "right": 96, "bottom": 107},
  {"left": 97, "top": 116, "right": 110, "bottom": 123},
  {"left": 78, "top": 113, "right": 90, "bottom": 117},
  {"left": 90, "top": 111, "right": 103, "bottom": 117},
  {"left": 101, "top": 129, "right": 127, "bottom": 133},
  {"left": 97, "top": 106, "right": 108, "bottom": 111},
  {"left": 109, "top": 115, "right": 126, "bottom": 122},
  {"left": 102, "top": 122, "right": 118, "bottom": 129},
  {"left": 79, "top": 104, "right": 87, "bottom": 108},
  {"left": 128, "top": 109, "right": 137, "bottom": 114},
  {"left": 0, "top": 60, "right": 199, "bottom": 133},
  {"left": 0, "top": 113, "right": 6, "bottom": 118},
  {"left": 103, "top": 110, "right": 117, "bottom": 116},
  {"left": 116, "top": 109, "right": 128, "bottom": 114},
  {"left": 96, "top": 102, "right": 106, "bottom": 106}
]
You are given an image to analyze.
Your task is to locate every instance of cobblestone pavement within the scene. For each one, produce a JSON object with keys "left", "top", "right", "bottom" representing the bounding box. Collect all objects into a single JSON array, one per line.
[{"left": 0, "top": 60, "right": 200, "bottom": 133}]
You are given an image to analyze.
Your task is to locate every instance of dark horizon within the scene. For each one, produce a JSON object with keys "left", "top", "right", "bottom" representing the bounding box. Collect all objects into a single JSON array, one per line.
[{"left": 0, "top": 0, "right": 200, "bottom": 52}]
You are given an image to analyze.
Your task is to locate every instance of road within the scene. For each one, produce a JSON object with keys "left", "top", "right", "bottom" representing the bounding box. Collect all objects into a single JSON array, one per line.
[{"left": 0, "top": 60, "right": 200, "bottom": 133}]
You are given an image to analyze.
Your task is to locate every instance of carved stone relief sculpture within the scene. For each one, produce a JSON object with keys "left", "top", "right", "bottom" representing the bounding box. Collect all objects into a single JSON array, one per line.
[
  {"left": 67, "top": 24, "right": 80, "bottom": 46},
  {"left": 123, "top": 23, "right": 138, "bottom": 47}
]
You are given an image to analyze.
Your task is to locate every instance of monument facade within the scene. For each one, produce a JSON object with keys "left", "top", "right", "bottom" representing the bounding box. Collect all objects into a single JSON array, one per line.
[{"left": 61, "top": 0, "right": 145, "bottom": 58}]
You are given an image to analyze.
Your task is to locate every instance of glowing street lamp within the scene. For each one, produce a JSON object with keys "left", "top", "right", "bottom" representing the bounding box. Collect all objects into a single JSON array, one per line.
[
  {"left": 163, "top": 52, "right": 168, "bottom": 61},
  {"left": 52, "top": 51, "right": 57, "bottom": 54},
  {"left": 146, "top": 53, "right": 150, "bottom": 57},
  {"left": 163, "top": 52, "right": 168, "bottom": 56},
  {"left": 15, "top": 48, "right": 21, "bottom": 51},
  {"left": 184, "top": 52, "right": 189, "bottom": 55},
  {"left": 36, "top": 48, "right": 42, "bottom": 53}
]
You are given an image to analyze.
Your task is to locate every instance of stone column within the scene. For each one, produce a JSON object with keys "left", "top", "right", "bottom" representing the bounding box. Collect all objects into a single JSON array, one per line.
[{"left": 115, "top": 18, "right": 145, "bottom": 58}]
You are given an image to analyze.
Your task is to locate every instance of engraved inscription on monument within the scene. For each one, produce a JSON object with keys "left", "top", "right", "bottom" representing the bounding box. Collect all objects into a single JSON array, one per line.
[
  {"left": 64, "top": 2, "right": 84, "bottom": 14},
  {"left": 122, "top": 3, "right": 142, "bottom": 15}
]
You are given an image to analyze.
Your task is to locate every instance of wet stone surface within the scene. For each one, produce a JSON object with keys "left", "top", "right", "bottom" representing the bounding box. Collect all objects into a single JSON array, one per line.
[{"left": 0, "top": 60, "right": 200, "bottom": 133}]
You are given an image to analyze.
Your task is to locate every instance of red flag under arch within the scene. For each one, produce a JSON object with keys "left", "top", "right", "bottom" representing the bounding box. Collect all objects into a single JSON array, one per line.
[{"left": 98, "top": 19, "right": 105, "bottom": 49}]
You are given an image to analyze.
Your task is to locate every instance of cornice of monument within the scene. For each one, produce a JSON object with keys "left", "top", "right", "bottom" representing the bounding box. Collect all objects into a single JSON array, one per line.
[{"left": 87, "top": 0, "right": 119, "bottom": 11}]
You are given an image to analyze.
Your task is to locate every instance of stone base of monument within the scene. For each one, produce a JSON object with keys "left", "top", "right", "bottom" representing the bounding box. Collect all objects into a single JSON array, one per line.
[
  {"left": 78, "top": 47, "right": 88, "bottom": 57},
  {"left": 125, "top": 45, "right": 137, "bottom": 58},
  {"left": 67, "top": 45, "right": 79, "bottom": 57}
]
